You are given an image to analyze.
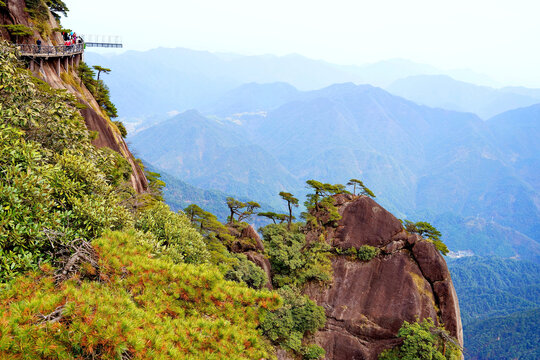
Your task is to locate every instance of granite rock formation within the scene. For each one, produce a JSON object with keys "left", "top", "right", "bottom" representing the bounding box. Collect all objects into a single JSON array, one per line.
[{"left": 302, "top": 194, "right": 463, "bottom": 359}]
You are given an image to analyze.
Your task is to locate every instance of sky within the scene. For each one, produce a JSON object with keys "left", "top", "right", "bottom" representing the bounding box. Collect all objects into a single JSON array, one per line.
[{"left": 62, "top": 0, "right": 540, "bottom": 88}]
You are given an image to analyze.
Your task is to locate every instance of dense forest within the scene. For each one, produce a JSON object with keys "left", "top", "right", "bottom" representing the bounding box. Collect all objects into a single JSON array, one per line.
[{"left": 448, "top": 257, "right": 540, "bottom": 359}]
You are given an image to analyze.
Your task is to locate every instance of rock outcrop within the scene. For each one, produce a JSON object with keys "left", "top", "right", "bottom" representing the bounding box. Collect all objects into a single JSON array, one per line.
[
  {"left": 303, "top": 195, "right": 462, "bottom": 359},
  {"left": 1, "top": 0, "right": 147, "bottom": 193},
  {"left": 228, "top": 224, "right": 273, "bottom": 290}
]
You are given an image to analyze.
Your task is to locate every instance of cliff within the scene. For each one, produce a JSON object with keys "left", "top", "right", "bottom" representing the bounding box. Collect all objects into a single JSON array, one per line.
[
  {"left": 300, "top": 194, "right": 463, "bottom": 359},
  {"left": 0, "top": 0, "right": 147, "bottom": 193}
]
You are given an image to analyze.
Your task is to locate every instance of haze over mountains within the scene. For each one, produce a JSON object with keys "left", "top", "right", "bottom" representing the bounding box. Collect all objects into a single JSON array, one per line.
[
  {"left": 387, "top": 75, "right": 540, "bottom": 119},
  {"left": 128, "top": 79, "right": 540, "bottom": 262},
  {"left": 84, "top": 47, "right": 540, "bottom": 262},
  {"left": 86, "top": 48, "right": 540, "bottom": 122}
]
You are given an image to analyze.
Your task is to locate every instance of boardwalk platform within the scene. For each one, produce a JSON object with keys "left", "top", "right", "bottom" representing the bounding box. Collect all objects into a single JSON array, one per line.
[{"left": 15, "top": 43, "right": 84, "bottom": 75}]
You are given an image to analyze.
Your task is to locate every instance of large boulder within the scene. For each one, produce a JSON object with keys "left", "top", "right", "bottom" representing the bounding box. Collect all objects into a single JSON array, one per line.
[{"left": 304, "top": 196, "right": 462, "bottom": 359}]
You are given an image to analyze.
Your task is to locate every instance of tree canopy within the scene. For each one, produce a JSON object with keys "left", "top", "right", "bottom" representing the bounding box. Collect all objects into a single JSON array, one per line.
[
  {"left": 403, "top": 220, "right": 448, "bottom": 255},
  {"left": 347, "top": 178, "right": 375, "bottom": 198},
  {"left": 279, "top": 191, "right": 299, "bottom": 230},
  {"left": 226, "top": 197, "right": 260, "bottom": 223}
]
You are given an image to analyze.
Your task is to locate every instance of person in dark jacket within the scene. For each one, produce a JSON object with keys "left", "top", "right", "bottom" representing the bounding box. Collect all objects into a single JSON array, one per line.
[{"left": 36, "top": 39, "right": 42, "bottom": 53}]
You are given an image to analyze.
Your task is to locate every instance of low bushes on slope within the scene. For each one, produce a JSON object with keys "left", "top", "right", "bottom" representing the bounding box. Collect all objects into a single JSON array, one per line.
[
  {"left": 0, "top": 231, "right": 281, "bottom": 359},
  {"left": 0, "top": 43, "right": 132, "bottom": 280}
]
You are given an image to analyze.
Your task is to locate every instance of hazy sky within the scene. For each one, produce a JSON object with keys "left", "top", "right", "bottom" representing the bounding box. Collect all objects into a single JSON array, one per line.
[{"left": 62, "top": 0, "right": 540, "bottom": 88}]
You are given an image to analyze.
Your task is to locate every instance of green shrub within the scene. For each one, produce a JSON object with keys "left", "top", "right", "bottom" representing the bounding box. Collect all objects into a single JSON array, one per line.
[
  {"left": 77, "top": 62, "right": 118, "bottom": 118},
  {"left": 303, "top": 344, "right": 327, "bottom": 359},
  {"left": 135, "top": 202, "right": 209, "bottom": 264},
  {"left": 113, "top": 120, "right": 127, "bottom": 137},
  {"left": 0, "top": 43, "right": 133, "bottom": 280},
  {"left": 224, "top": 253, "right": 268, "bottom": 289},
  {"left": 0, "top": 231, "right": 281, "bottom": 359},
  {"left": 262, "top": 224, "right": 332, "bottom": 288},
  {"left": 403, "top": 220, "right": 449, "bottom": 255},
  {"left": 379, "top": 318, "right": 461, "bottom": 360},
  {"left": 356, "top": 245, "right": 380, "bottom": 261},
  {"left": 260, "top": 286, "right": 326, "bottom": 358}
]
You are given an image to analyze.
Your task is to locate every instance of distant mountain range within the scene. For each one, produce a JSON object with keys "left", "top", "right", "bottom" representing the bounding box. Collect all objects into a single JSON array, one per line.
[
  {"left": 86, "top": 48, "right": 534, "bottom": 121},
  {"left": 128, "top": 83, "right": 540, "bottom": 261},
  {"left": 386, "top": 75, "right": 540, "bottom": 119}
]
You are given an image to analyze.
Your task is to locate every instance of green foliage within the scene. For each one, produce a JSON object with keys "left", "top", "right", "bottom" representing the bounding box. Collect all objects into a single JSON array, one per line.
[
  {"left": 448, "top": 257, "right": 540, "bottom": 326},
  {"left": 279, "top": 191, "right": 299, "bottom": 230},
  {"left": 135, "top": 202, "right": 209, "bottom": 264},
  {"left": 463, "top": 308, "right": 540, "bottom": 360},
  {"left": 260, "top": 286, "right": 326, "bottom": 359},
  {"left": 0, "top": 43, "right": 131, "bottom": 280},
  {"left": 224, "top": 253, "right": 268, "bottom": 289},
  {"left": 113, "top": 120, "right": 127, "bottom": 137},
  {"left": 92, "top": 65, "right": 111, "bottom": 80},
  {"left": 379, "top": 318, "right": 461, "bottom": 360},
  {"left": 262, "top": 224, "right": 332, "bottom": 288},
  {"left": 334, "top": 245, "right": 380, "bottom": 261},
  {"left": 77, "top": 62, "right": 118, "bottom": 118},
  {"left": 258, "top": 211, "right": 289, "bottom": 224},
  {"left": 304, "top": 180, "right": 348, "bottom": 227},
  {"left": 26, "top": 0, "right": 68, "bottom": 21},
  {"left": 404, "top": 220, "right": 449, "bottom": 255},
  {"left": 1, "top": 24, "right": 33, "bottom": 37},
  {"left": 0, "top": 231, "right": 281, "bottom": 359},
  {"left": 139, "top": 163, "right": 166, "bottom": 202},
  {"left": 226, "top": 196, "right": 260, "bottom": 223},
  {"left": 46, "top": 0, "right": 69, "bottom": 18},
  {"left": 347, "top": 178, "right": 375, "bottom": 197},
  {"left": 356, "top": 245, "right": 380, "bottom": 261}
]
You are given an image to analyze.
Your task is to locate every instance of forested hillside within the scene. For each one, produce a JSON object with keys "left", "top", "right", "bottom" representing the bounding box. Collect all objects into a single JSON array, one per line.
[
  {"left": 0, "top": 41, "right": 280, "bottom": 359},
  {"left": 448, "top": 257, "right": 540, "bottom": 359}
]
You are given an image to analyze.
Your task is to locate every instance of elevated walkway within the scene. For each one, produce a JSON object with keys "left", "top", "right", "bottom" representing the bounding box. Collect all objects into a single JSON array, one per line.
[
  {"left": 15, "top": 43, "right": 83, "bottom": 75},
  {"left": 16, "top": 43, "right": 84, "bottom": 58}
]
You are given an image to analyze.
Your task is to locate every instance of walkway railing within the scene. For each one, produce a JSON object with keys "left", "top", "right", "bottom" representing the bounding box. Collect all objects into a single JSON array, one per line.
[
  {"left": 16, "top": 43, "right": 84, "bottom": 57},
  {"left": 80, "top": 34, "right": 123, "bottom": 48}
]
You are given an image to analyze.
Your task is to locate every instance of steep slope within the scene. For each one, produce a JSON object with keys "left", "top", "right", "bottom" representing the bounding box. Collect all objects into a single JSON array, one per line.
[
  {"left": 302, "top": 195, "right": 462, "bottom": 360},
  {"left": 0, "top": 0, "right": 147, "bottom": 193},
  {"left": 387, "top": 75, "right": 540, "bottom": 119}
]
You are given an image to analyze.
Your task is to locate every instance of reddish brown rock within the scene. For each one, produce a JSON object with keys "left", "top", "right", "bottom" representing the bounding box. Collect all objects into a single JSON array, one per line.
[
  {"left": 304, "top": 196, "right": 462, "bottom": 359},
  {"left": 245, "top": 251, "right": 273, "bottom": 290},
  {"left": 80, "top": 106, "right": 148, "bottom": 193},
  {"left": 241, "top": 225, "right": 265, "bottom": 252},
  {"left": 433, "top": 280, "right": 463, "bottom": 346},
  {"left": 332, "top": 196, "right": 403, "bottom": 249},
  {"left": 230, "top": 225, "right": 265, "bottom": 253},
  {"left": 412, "top": 239, "right": 450, "bottom": 283}
]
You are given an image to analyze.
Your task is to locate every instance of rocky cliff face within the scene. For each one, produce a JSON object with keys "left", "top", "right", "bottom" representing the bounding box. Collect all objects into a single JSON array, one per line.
[
  {"left": 300, "top": 194, "right": 462, "bottom": 359},
  {"left": 0, "top": 0, "right": 147, "bottom": 193}
]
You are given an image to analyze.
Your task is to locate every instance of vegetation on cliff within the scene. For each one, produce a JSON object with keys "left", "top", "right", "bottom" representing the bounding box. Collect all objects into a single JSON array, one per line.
[
  {"left": 0, "top": 231, "right": 281, "bottom": 359},
  {"left": 379, "top": 318, "right": 461, "bottom": 360},
  {"left": 0, "top": 41, "right": 282, "bottom": 359}
]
